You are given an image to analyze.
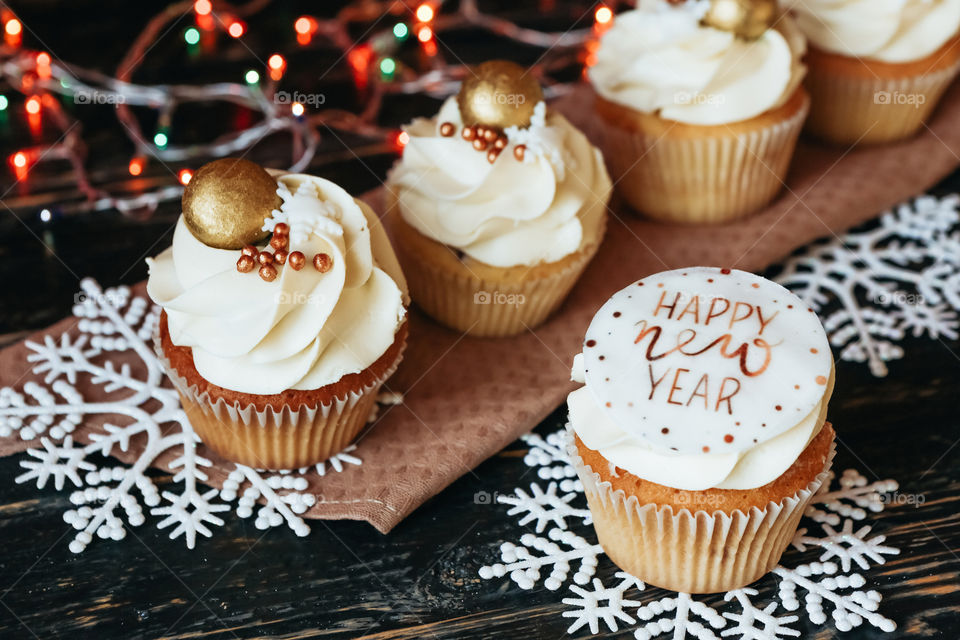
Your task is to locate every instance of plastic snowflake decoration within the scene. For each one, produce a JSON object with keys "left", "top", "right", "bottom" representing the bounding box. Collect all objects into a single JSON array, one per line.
[
  {"left": 562, "top": 572, "right": 647, "bottom": 634},
  {"left": 479, "top": 429, "right": 902, "bottom": 639},
  {"left": 521, "top": 430, "right": 582, "bottom": 493},
  {"left": 0, "top": 279, "right": 368, "bottom": 552},
  {"left": 499, "top": 481, "right": 592, "bottom": 532},
  {"left": 775, "top": 194, "right": 960, "bottom": 377}
]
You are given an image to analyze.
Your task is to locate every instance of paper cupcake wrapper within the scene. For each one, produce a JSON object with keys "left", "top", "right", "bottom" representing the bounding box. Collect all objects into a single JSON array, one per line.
[
  {"left": 396, "top": 214, "right": 607, "bottom": 338},
  {"left": 153, "top": 329, "right": 405, "bottom": 470},
  {"left": 596, "top": 94, "right": 809, "bottom": 224},
  {"left": 566, "top": 427, "right": 835, "bottom": 594},
  {"left": 804, "top": 58, "right": 960, "bottom": 145}
]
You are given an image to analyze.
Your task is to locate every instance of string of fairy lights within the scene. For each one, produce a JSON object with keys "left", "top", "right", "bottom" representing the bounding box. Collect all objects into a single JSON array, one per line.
[{"left": 0, "top": 0, "right": 623, "bottom": 220}]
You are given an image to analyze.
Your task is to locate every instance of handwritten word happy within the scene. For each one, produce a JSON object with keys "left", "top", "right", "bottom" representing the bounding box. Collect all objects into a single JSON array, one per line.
[{"left": 652, "top": 290, "right": 779, "bottom": 335}]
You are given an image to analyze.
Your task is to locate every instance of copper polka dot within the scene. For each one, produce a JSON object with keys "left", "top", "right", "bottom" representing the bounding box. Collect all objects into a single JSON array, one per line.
[
  {"left": 735, "top": 421, "right": 740, "bottom": 426},
  {"left": 720, "top": 268, "right": 731, "bottom": 274},
  {"left": 585, "top": 339, "right": 596, "bottom": 347},
  {"left": 598, "top": 355, "right": 605, "bottom": 361},
  {"left": 816, "top": 375, "right": 827, "bottom": 385},
  {"left": 751, "top": 283, "right": 759, "bottom": 288},
  {"left": 657, "top": 283, "right": 664, "bottom": 288},
  {"left": 637, "top": 282, "right": 644, "bottom": 286},
  {"left": 605, "top": 402, "right": 611, "bottom": 408},
  {"left": 707, "top": 278, "right": 714, "bottom": 283},
  {"left": 702, "top": 446, "right": 710, "bottom": 453},
  {"left": 775, "top": 405, "right": 782, "bottom": 411},
  {"left": 787, "top": 304, "right": 793, "bottom": 309},
  {"left": 810, "top": 348, "right": 818, "bottom": 354},
  {"left": 661, "top": 428, "right": 669, "bottom": 434},
  {"left": 794, "top": 384, "right": 800, "bottom": 390},
  {"left": 613, "top": 311, "right": 621, "bottom": 318},
  {"left": 724, "top": 434, "right": 734, "bottom": 443}
]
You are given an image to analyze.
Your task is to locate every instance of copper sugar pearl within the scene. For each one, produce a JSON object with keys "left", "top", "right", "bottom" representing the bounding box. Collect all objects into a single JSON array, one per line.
[
  {"left": 233, "top": 214, "right": 332, "bottom": 280},
  {"left": 460, "top": 124, "right": 511, "bottom": 163},
  {"left": 313, "top": 253, "right": 333, "bottom": 273},
  {"left": 259, "top": 263, "right": 278, "bottom": 282},
  {"left": 236, "top": 255, "right": 256, "bottom": 273},
  {"left": 288, "top": 251, "right": 306, "bottom": 271}
]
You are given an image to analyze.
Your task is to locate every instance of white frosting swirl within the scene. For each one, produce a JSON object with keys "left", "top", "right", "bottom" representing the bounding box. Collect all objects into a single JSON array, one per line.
[
  {"left": 147, "top": 173, "right": 408, "bottom": 394},
  {"left": 387, "top": 98, "right": 611, "bottom": 268},
  {"left": 589, "top": 0, "right": 807, "bottom": 125},
  {"left": 784, "top": 0, "right": 960, "bottom": 63},
  {"left": 567, "top": 268, "right": 834, "bottom": 491}
]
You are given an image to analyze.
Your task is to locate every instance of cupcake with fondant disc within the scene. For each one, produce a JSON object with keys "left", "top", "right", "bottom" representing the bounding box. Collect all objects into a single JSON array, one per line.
[
  {"left": 386, "top": 60, "right": 612, "bottom": 337},
  {"left": 589, "top": 0, "right": 809, "bottom": 223},
  {"left": 147, "top": 158, "right": 409, "bottom": 469},
  {"left": 783, "top": 0, "right": 960, "bottom": 144},
  {"left": 568, "top": 267, "right": 835, "bottom": 593}
]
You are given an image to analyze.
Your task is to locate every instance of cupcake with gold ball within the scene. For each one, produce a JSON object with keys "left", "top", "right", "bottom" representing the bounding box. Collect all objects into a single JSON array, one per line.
[
  {"left": 386, "top": 60, "right": 612, "bottom": 337},
  {"left": 783, "top": 0, "right": 960, "bottom": 145},
  {"left": 589, "top": 0, "right": 809, "bottom": 223},
  {"left": 568, "top": 267, "right": 835, "bottom": 593},
  {"left": 147, "top": 158, "right": 409, "bottom": 469}
]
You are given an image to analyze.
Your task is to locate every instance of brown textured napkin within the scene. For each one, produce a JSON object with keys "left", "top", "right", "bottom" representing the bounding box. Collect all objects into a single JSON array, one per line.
[{"left": 2, "top": 84, "right": 959, "bottom": 533}]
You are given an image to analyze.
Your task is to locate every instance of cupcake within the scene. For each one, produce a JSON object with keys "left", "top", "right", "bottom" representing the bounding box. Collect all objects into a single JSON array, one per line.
[
  {"left": 589, "top": 0, "right": 809, "bottom": 223},
  {"left": 784, "top": 0, "right": 960, "bottom": 145},
  {"left": 147, "top": 158, "right": 409, "bottom": 469},
  {"left": 567, "top": 267, "right": 835, "bottom": 593},
  {"left": 386, "top": 60, "right": 612, "bottom": 337}
]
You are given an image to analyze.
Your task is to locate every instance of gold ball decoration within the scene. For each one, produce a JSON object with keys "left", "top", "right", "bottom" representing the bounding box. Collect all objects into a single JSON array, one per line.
[
  {"left": 456, "top": 60, "right": 544, "bottom": 130},
  {"left": 702, "top": 0, "right": 777, "bottom": 40},
  {"left": 181, "top": 158, "right": 281, "bottom": 249}
]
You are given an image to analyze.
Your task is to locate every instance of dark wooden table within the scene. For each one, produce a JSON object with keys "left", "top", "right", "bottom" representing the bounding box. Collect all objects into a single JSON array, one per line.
[{"left": 1, "top": 2, "right": 959, "bottom": 638}]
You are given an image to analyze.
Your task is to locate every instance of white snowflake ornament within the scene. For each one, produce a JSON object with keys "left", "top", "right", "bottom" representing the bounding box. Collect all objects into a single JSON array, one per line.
[
  {"left": 0, "top": 279, "right": 366, "bottom": 552},
  {"left": 776, "top": 194, "right": 960, "bottom": 377},
  {"left": 480, "top": 428, "right": 902, "bottom": 639}
]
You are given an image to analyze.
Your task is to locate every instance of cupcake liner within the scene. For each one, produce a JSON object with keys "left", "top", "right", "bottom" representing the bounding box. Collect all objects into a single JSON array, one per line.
[
  {"left": 154, "top": 328, "right": 405, "bottom": 470},
  {"left": 566, "top": 427, "right": 835, "bottom": 594},
  {"left": 392, "top": 206, "right": 607, "bottom": 338},
  {"left": 804, "top": 57, "right": 960, "bottom": 145},
  {"left": 595, "top": 92, "right": 809, "bottom": 224}
]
